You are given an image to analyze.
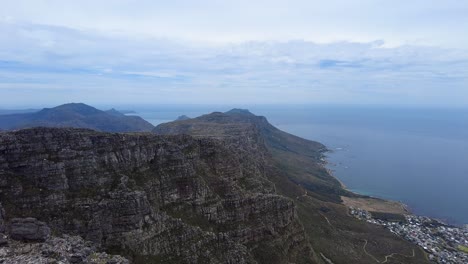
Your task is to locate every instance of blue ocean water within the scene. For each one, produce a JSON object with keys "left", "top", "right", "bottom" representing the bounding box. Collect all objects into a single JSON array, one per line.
[{"left": 128, "top": 105, "right": 468, "bottom": 226}]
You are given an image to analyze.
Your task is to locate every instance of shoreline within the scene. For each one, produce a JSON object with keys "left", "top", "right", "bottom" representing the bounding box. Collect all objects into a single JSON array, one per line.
[
  {"left": 321, "top": 150, "right": 467, "bottom": 227},
  {"left": 323, "top": 152, "right": 412, "bottom": 215}
]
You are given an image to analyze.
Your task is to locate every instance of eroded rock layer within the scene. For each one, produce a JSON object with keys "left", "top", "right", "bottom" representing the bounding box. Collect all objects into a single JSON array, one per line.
[{"left": 0, "top": 127, "right": 312, "bottom": 263}]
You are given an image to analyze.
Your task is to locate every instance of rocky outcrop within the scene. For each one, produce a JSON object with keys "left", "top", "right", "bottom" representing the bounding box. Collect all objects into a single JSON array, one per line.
[
  {"left": 0, "top": 234, "right": 130, "bottom": 264},
  {"left": 0, "top": 204, "right": 5, "bottom": 234},
  {"left": 0, "top": 127, "right": 313, "bottom": 263},
  {"left": 0, "top": 203, "right": 129, "bottom": 263},
  {"left": 9, "top": 218, "right": 51, "bottom": 242}
]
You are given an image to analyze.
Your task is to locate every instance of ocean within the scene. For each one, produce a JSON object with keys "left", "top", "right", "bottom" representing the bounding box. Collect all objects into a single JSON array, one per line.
[{"left": 127, "top": 105, "right": 468, "bottom": 226}]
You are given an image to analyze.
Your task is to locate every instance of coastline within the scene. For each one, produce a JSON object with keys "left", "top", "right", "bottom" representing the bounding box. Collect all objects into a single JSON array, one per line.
[
  {"left": 322, "top": 149, "right": 468, "bottom": 228},
  {"left": 323, "top": 152, "right": 411, "bottom": 215}
]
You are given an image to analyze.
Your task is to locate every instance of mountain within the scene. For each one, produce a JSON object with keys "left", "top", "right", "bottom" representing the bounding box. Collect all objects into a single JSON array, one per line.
[
  {"left": 154, "top": 109, "right": 430, "bottom": 264},
  {"left": 0, "top": 103, "right": 154, "bottom": 132},
  {"left": 0, "top": 109, "right": 430, "bottom": 264},
  {"left": 176, "top": 115, "right": 191, "bottom": 121},
  {"left": 154, "top": 109, "right": 346, "bottom": 201},
  {"left": 105, "top": 108, "right": 126, "bottom": 116},
  {"left": 0, "top": 108, "right": 39, "bottom": 115},
  {"left": 0, "top": 127, "right": 312, "bottom": 263}
]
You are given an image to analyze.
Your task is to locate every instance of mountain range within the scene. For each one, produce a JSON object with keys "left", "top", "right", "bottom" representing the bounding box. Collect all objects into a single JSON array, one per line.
[
  {"left": 0, "top": 104, "right": 430, "bottom": 263},
  {"left": 0, "top": 103, "right": 154, "bottom": 132}
]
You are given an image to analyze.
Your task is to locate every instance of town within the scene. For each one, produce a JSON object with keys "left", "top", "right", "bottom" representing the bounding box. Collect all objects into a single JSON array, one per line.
[{"left": 349, "top": 208, "right": 468, "bottom": 264}]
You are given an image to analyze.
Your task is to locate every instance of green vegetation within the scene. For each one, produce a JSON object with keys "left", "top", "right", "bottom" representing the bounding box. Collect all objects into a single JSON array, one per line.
[{"left": 458, "top": 245, "right": 468, "bottom": 253}]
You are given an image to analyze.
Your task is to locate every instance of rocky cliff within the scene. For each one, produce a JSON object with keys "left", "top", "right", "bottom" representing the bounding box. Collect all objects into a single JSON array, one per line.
[
  {"left": 154, "top": 109, "right": 432, "bottom": 264},
  {"left": 0, "top": 109, "right": 432, "bottom": 264},
  {"left": 154, "top": 109, "right": 345, "bottom": 202},
  {"left": 0, "top": 127, "right": 313, "bottom": 263}
]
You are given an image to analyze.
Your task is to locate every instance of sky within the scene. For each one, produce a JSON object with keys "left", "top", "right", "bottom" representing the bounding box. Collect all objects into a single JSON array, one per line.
[{"left": 0, "top": 0, "right": 467, "bottom": 107}]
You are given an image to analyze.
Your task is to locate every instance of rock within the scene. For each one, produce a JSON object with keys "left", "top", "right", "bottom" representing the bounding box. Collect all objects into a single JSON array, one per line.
[
  {"left": 9, "top": 218, "right": 51, "bottom": 242},
  {"left": 0, "top": 234, "right": 7, "bottom": 247},
  {"left": 0, "top": 203, "right": 5, "bottom": 233},
  {"left": 69, "top": 253, "right": 85, "bottom": 263},
  {"left": 0, "top": 127, "right": 313, "bottom": 263},
  {"left": 88, "top": 253, "right": 130, "bottom": 264},
  {"left": 0, "top": 234, "right": 129, "bottom": 264}
]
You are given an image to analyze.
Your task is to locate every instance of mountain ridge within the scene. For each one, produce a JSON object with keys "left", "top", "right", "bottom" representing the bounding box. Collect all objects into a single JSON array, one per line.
[
  {"left": 0, "top": 106, "right": 430, "bottom": 263},
  {"left": 0, "top": 103, "right": 154, "bottom": 132},
  {"left": 154, "top": 109, "right": 430, "bottom": 264}
]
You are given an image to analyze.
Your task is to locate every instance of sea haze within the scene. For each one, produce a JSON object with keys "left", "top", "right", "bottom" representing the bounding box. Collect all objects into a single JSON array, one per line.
[{"left": 126, "top": 105, "right": 468, "bottom": 226}]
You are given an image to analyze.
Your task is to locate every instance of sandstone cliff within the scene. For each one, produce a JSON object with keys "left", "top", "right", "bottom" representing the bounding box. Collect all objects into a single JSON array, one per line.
[
  {"left": 0, "top": 127, "right": 312, "bottom": 263},
  {"left": 153, "top": 109, "right": 431, "bottom": 264},
  {"left": 0, "top": 109, "right": 432, "bottom": 264}
]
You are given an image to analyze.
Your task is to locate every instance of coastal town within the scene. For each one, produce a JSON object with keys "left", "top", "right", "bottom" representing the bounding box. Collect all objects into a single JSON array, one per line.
[{"left": 350, "top": 208, "right": 468, "bottom": 264}]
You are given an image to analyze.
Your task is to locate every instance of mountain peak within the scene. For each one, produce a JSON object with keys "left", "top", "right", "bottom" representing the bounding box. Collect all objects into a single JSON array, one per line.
[
  {"left": 225, "top": 108, "right": 253, "bottom": 116},
  {"left": 0, "top": 103, "right": 154, "bottom": 132},
  {"left": 105, "top": 108, "right": 125, "bottom": 116},
  {"left": 41, "top": 103, "right": 101, "bottom": 115},
  {"left": 176, "top": 115, "right": 191, "bottom": 121}
]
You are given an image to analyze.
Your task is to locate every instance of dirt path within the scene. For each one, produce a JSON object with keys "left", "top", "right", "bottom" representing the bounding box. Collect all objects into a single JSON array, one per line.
[
  {"left": 319, "top": 212, "right": 333, "bottom": 226},
  {"left": 363, "top": 239, "right": 382, "bottom": 263},
  {"left": 363, "top": 239, "right": 416, "bottom": 263},
  {"left": 382, "top": 249, "right": 415, "bottom": 263}
]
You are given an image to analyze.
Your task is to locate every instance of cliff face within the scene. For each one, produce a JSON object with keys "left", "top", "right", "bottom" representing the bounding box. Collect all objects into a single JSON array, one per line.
[
  {"left": 153, "top": 109, "right": 432, "bottom": 264},
  {"left": 0, "top": 127, "right": 312, "bottom": 263},
  {"left": 154, "top": 109, "right": 344, "bottom": 202}
]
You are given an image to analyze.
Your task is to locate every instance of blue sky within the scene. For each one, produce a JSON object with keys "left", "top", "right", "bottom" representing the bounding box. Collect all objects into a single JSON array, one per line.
[{"left": 0, "top": 0, "right": 467, "bottom": 107}]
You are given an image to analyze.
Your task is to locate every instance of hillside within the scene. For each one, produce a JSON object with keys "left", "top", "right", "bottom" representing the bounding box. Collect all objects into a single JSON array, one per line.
[
  {"left": 154, "top": 109, "right": 430, "bottom": 264},
  {"left": 0, "top": 103, "right": 154, "bottom": 132}
]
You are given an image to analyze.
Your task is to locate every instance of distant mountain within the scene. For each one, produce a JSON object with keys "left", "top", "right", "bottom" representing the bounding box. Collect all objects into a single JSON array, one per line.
[
  {"left": 118, "top": 110, "right": 137, "bottom": 114},
  {"left": 105, "top": 109, "right": 137, "bottom": 115},
  {"left": 175, "top": 115, "right": 191, "bottom": 121},
  {"left": 0, "top": 103, "right": 154, "bottom": 132},
  {"left": 0, "top": 109, "right": 39, "bottom": 115},
  {"left": 105, "top": 108, "right": 125, "bottom": 116}
]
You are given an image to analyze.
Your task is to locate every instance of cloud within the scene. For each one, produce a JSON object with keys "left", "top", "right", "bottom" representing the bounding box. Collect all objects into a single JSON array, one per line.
[
  {"left": 1, "top": 0, "right": 468, "bottom": 47},
  {"left": 0, "top": 20, "right": 467, "bottom": 107}
]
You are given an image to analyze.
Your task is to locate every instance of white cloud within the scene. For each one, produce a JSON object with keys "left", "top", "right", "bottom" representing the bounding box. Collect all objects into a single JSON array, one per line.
[
  {"left": 0, "top": 3, "right": 467, "bottom": 107},
  {"left": 1, "top": 0, "right": 468, "bottom": 47}
]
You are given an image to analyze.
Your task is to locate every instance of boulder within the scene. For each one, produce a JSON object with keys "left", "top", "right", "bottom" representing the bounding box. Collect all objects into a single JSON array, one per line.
[
  {"left": 0, "top": 203, "right": 5, "bottom": 233},
  {"left": 0, "top": 234, "right": 7, "bottom": 247},
  {"left": 9, "top": 218, "right": 51, "bottom": 242},
  {"left": 0, "top": 234, "right": 130, "bottom": 263}
]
